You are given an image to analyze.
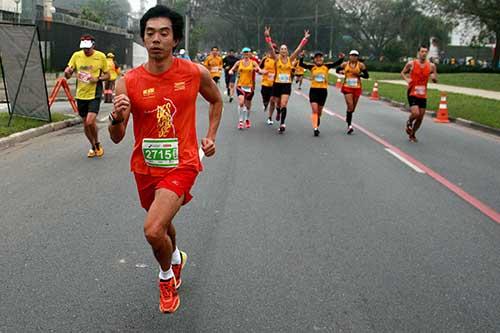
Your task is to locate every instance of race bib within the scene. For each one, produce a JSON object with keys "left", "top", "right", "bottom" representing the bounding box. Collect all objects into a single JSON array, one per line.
[
  {"left": 314, "top": 74, "right": 326, "bottom": 83},
  {"left": 415, "top": 85, "right": 426, "bottom": 96},
  {"left": 267, "top": 73, "right": 275, "bottom": 81},
  {"left": 142, "top": 138, "right": 179, "bottom": 168},
  {"left": 77, "top": 71, "right": 92, "bottom": 83},
  {"left": 346, "top": 78, "right": 358, "bottom": 88},
  {"left": 277, "top": 73, "right": 290, "bottom": 83},
  {"left": 241, "top": 86, "right": 252, "bottom": 93},
  {"left": 211, "top": 67, "right": 220, "bottom": 73}
]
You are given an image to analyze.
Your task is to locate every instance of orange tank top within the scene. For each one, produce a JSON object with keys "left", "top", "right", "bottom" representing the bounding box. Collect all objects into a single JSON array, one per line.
[
  {"left": 125, "top": 58, "right": 202, "bottom": 176},
  {"left": 275, "top": 57, "right": 292, "bottom": 83},
  {"left": 409, "top": 60, "right": 431, "bottom": 99},
  {"left": 237, "top": 59, "right": 255, "bottom": 88},
  {"left": 343, "top": 62, "right": 362, "bottom": 89}
]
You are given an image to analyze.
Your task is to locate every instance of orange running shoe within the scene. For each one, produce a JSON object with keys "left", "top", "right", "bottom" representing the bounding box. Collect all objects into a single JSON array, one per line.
[
  {"left": 158, "top": 277, "right": 180, "bottom": 313},
  {"left": 172, "top": 251, "right": 187, "bottom": 289}
]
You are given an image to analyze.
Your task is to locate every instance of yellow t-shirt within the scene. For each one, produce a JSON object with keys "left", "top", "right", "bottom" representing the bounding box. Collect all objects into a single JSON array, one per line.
[
  {"left": 294, "top": 60, "right": 305, "bottom": 75},
  {"left": 68, "top": 50, "right": 109, "bottom": 100},
  {"left": 343, "top": 62, "right": 362, "bottom": 89},
  {"left": 106, "top": 58, "right": 120, "bottom": 81},
  {"left": 237, "top": 60, "right": 256, "bottom": 88},
  {"left": 204, "top": 55, "right": 223, "bottom": 78},
  {"left": 261, "top": 57, "right": 276, "bottom": 87},
  {"left": 310, "top": 65, "right": 329, "bottom": 89},
  {"left": 275, "top": 57, "right": 292, "bottom": 83}
]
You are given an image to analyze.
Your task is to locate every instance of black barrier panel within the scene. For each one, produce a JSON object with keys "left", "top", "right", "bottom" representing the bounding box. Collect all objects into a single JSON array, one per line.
[
  {"left": 0, "top": 24, "right": 50, "bottom": 123},
  {"left": 37, "top": 21, "right": 133, "bottom": 72}
]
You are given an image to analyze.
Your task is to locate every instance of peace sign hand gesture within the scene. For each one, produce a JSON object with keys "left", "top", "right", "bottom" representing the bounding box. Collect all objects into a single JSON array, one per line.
[
  {"left": 264, "top": 26, "right": 271, "bottom": 37},
  {"left": 304, "top": 30, "right": 311, "bottom": 39}
]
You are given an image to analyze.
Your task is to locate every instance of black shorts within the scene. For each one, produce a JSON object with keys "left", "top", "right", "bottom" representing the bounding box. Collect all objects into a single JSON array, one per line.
[
  {"left": 407, "top": 93, "right": 427, "bottom": 109},
  {"left": 224, "top": 72, "right": 236, "bottom": 84},
  {"left": 272, "top": 83, "right": 292, "bottom": 98},
  {"left": 77, "top": 98, "right": 101, "bottom": 118},
  {"left": 309, "top": 88, "right": 328, "bottom": 106},
  {"left": 261, "top": 86, "right": 273, "bottom": 104},
  {"left": 236, "top": 87, "right": 254, "bottom": 101}
]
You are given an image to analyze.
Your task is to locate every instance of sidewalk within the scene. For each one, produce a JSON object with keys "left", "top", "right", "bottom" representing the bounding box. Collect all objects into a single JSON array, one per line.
[{"left": 379, "top": 80, "right": 500, "bottom": 101}]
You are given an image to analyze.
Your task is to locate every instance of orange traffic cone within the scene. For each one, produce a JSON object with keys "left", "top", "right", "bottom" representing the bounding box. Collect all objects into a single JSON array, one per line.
[
  {"left": 370, "top": 81, "right": 380, "bottom": 100},
  {"left": 434, "top": 92, "right": 450, "bottom": 123},
  {"left": 335, "top": 78, "right": 342, "bottom": 89}
]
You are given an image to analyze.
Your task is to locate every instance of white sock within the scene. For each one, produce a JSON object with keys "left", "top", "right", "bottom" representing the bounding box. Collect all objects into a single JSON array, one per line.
[
  {"left": 238, "top": 106, "right": 244, "bottom": 122},
  {"left": 171, "top": 247, "right": 181, "bottom": 265},
  {"left": 243, "top": 107, "right": 249, "bottom": 121},
  {"left": 159, "top": 266, "right": 174, "bottom": 281}
]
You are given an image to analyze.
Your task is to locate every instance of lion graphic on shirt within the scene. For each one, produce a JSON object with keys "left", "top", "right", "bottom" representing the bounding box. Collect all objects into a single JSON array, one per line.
[{"left": 156, "top": 98, "right": 177, "bottom": 138}]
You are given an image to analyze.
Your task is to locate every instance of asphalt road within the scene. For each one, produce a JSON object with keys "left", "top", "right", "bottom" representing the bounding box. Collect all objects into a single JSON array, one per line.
[{"left": 1, "top": 78, "right": 500, "bottom": 332}]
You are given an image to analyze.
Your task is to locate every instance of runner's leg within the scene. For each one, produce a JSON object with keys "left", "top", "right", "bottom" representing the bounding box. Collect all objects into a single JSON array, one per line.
[
  {"left": 413, "top": 107, "right": 426, "bottom": 134},
  {"left": 84, "top": 112, "right": 98, "bottom": 147},
  {"left": 143, "top": 189, "right": 184, "bottom": 272},
  {"left": 280, "top": 94, "right": 290, "bottom": 124}
]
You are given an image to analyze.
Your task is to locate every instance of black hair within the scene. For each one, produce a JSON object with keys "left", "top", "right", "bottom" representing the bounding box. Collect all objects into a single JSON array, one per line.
[
  {"left": 80, "top": 34, "right": 95, "bottom": 42},
  {"left": 229, "top": 49, "right": 235, "bottom": 53},
  {"left": 140, "top": 5, "right": 184, "bottom": 44},
  {"left": 212, "top": 46, "right": 219, "bottom": 51},
  {"left": 418, "top": 44, "right": 429, "bottom": 51}
]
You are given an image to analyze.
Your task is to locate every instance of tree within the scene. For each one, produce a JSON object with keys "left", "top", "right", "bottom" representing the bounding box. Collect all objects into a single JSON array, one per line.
[
  {"left": 430, "top": 0, "right": 500, "bottom": 68},
  {"left": 68, "top": 0, "right": 131, "bottom": 28}
]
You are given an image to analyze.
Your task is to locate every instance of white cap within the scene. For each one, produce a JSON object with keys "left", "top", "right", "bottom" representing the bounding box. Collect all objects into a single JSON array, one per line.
[
  {"left": 349, "top": 50, "right": 359, "bottom": 56},
  {"left": 79, "top": 40, "right": 93, "bottom": 49},
  {"left": 179, "top": 49, "right": 186, "bottom": 55}
]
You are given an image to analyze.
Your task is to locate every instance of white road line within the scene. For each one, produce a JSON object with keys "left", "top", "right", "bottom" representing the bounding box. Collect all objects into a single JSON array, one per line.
[{"left": 385, "top": 148, "right": 426, "bottom": 174}]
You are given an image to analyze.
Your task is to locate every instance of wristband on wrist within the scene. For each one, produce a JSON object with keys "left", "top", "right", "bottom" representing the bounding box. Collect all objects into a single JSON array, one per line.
[
  {"left": 300, "top": 38, "right": 308, "bottom": 47},
  {"left": 108, "top": 112, "right": 123, "bottom": 125},
  {"left": 265, "top": 37, "right": 272, "bottom": 44}
]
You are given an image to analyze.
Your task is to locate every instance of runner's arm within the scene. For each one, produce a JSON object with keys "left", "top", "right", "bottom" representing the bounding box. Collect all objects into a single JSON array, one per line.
[
  {"left": 290, "top": 30, "right": 311, "bottom": 62},
  {"left": 259, "top": 57, "right": 266, "bottom": 69},
  {"left": 299, "top": 57, "right": 314, "bottom": 70},
  {"left": 336, "top": 62, "right": 347, "bottom": 74},
  {"left": 360, "top": 63, "right": 369, "bottom": 79},
  {"left": 64, "top": 54, "right": 76, "bottom": 79},
  {"left": 401, "top": 61, "right": 413, "bottom": 83},
  {"left": 264, "top": 26, "right": 277, "bottom": 60},
  {"left": 197, "top": 64, "right": 223, "bottom": 157},
  {"left": 430, "top": 63, "right": 438, "bottom": 83},
  {"left": 326, "top": 55, "right": 345, "bottom": 69},
  {"left": 108, "top": 78, "right": 131, "bottom": 144},
  {"left": 228, "top": 60, "right": 240, "bottom": 75}
]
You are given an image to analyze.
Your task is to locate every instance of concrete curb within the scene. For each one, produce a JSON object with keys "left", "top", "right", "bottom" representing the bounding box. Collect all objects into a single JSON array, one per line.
[
  {"left": 0, "top": 117, "right": 82, "bottom": 149},
  {"left": 360, "top": 90, "right": 500, "bottom": 137}
]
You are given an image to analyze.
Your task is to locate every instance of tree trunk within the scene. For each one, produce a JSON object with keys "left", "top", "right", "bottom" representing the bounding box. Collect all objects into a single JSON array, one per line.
[{"left": 493, "top": 30, "right": 499, "bottom": 69}]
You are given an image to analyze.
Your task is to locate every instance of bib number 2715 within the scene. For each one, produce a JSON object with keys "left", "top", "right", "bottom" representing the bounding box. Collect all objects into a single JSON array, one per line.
[{"left": 142, "top": 138, "right": 179, "bottom": 168}]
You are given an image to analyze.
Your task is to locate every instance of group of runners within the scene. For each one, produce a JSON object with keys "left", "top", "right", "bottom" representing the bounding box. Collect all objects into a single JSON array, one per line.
[{"left": 63, "top": 4, "right": 438, "bottom": 314}]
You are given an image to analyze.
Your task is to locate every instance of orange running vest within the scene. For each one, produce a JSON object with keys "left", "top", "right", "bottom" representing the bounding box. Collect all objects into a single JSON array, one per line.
[{"left": 125, "top": 58, "right": 202, "bottom": 176}]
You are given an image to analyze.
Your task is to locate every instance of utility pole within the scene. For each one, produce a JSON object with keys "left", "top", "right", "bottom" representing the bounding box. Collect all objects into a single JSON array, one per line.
[
  {"left": 314, "top": 3, "right": 319, "bottom": 49},
  {"left": 329, "top": 15, "right": 333, "bottom": 59}
]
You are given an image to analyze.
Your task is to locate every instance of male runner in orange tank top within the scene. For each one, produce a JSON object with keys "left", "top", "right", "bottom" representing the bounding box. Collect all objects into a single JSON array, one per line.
[
  {"left": 108, "top": 5, "right": 223, "bottom": 313},
  {"left": 401, "top": 45, "right": 438, "bottom": 142}
]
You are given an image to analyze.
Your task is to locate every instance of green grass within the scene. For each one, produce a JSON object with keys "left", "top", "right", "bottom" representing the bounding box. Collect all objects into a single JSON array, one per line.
[
  {"left": 361, "top": 79, "right": 500, "bottom": 129},
  {"left": 0, "top": 113, "right": 71, "bottom": 138},
  {"left": 368, "top": 72, "right": 500, "bottom": 92},
  {"left": 313, "top": 72, "right": 500, "bottom": 129}
]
